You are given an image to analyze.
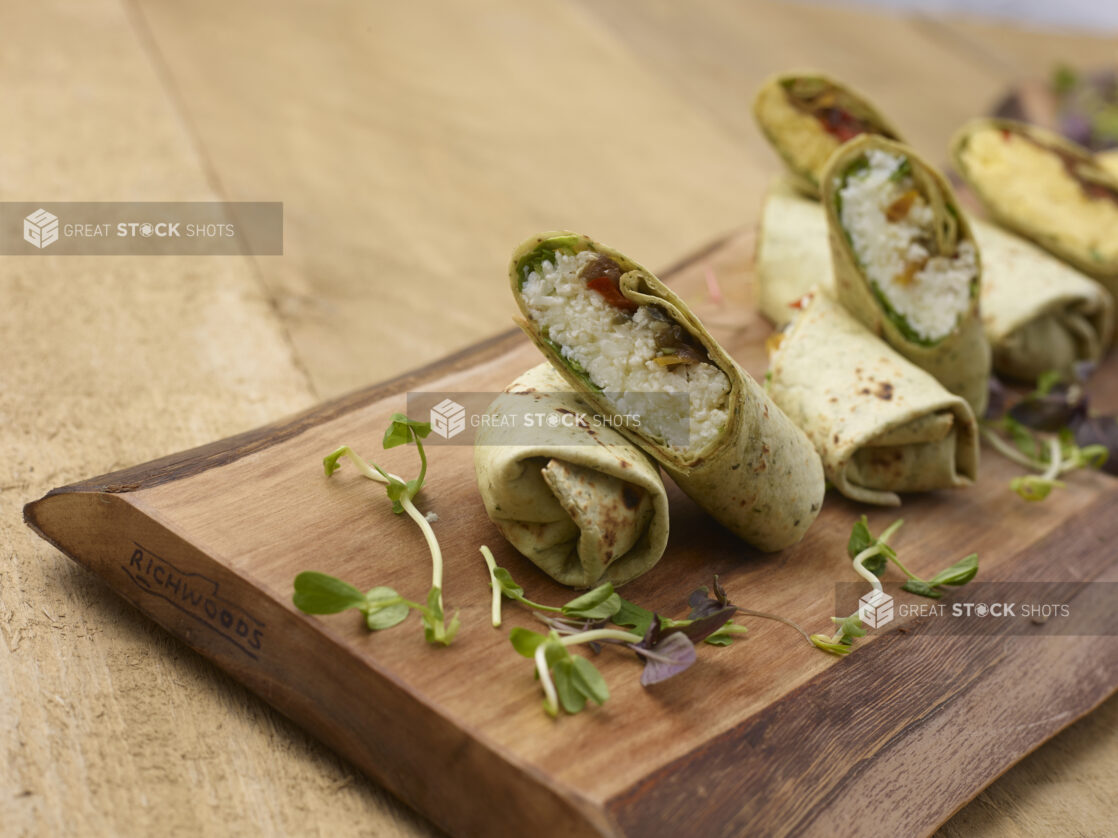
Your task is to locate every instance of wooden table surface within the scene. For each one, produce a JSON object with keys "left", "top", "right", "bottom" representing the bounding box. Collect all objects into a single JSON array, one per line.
[{"left": 2, "top": 1, "right": 1115, "bottom": 835}]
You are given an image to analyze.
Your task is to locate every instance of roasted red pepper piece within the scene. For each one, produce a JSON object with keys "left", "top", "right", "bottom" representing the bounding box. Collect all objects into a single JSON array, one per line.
[{"left": 586, "top": 275, "right": 638, "bottom": 311}]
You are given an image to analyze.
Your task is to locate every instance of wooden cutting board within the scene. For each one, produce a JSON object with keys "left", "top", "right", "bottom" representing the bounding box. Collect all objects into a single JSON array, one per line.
[{"left": 24, "top": 230, "right": 1118, "bottom": 838}]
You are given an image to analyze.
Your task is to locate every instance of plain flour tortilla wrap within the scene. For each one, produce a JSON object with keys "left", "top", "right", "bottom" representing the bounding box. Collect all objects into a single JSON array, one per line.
[
  {"left": 821, "top": 136, "right": 992, "bottom": 415},
  {"left": 1099, "top": 150, "right": 1118, "bottom": 182},
  {"left": 767, "top": 291, "right": 978, "bottom": 506},
  {"left": 950, "top": 118, "right": 1118, "bottom": 305},
  {"left": 752, "top": 71, "right": 903, "bottom": 197},
  {"left": 757, "top": 176, "right": 1114, "bottom": 382},
  {"left": 511, "top": 232, "right": 824, "bottom": 552},
  {"left": 474, "top": 364, "right": 669, "bottom": 588}
]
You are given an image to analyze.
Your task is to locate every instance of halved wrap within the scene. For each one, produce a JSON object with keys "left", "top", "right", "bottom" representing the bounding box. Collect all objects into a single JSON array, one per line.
[
  {"left": 767, "top": 291, "right": 978, "bottom": 506},
  {"left": 821, "top": 136, "right": 992, "bottom": 415},
  {"left": 757, "top": 176, "right": 1114, "bottom": 382},
  {"left": 510, "top": 232, "right": 824, "bottom": 552},
  {"left": 752, "top": 71, "right": 903, "bottom": 196},
  {"left": 474, "top": 364, "right": 669, "bottom": 588},
  {"left": 950, "top": 119, "right": 1118, "bottom": 304}
]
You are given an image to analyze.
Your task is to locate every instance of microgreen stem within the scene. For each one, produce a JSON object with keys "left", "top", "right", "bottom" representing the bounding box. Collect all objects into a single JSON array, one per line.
[
  {"left": 558, "top": 628, "right": 642, "bottom": 647},
  {"left": 328, "top": 445, "right": 443, "bottom": 608},
  {"left": 980, "top": 426, "right": 1047, "bottom": 471},
  {"left": 852, "top": 546, "right": 884, "bottom": 593},
  {"left": 1042, "top": 436, "right": 1062, "bottom": 481},
  {"left": 480, "top": 545, "right": 502, "bottom": 628},
  {"left": 400, "top": 495, "right": 443, "bottom": 608},
  {"left": 878, "top": 518, "right": 904, "bottom": 544},
  {"left": 329, "top": 445, "right": 395, "bottom": 483},
  {"left": 414, "top": 436, "right": 428, "bottom": 494},
  {"left": 369, "top": 593, "right": 424, "bottom": 610},
  {"left": 534, "top": 642, "right": 559, "bottom": 718},
  {"left": 714, "top": 623, "right": 750, "bottom": 635},
  {"left": 733, "top": 608, "right": 812, "bottom": 644},
  {"left": 507, "top": 593, "right": 563, "bottom": 613}
]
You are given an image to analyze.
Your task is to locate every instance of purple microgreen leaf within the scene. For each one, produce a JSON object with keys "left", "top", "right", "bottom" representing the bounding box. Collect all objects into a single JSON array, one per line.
[
  {"left": 1074, "top": 415, "right": 1118, "bottom": 476},
  {"left": 985, "top": 375, "right": 1008, "bottom": 420},
  {"left": 672, "top": 607, "right": 738, "bottom": 645},
  {"left": 687, "top": 587, "right": 723, "bottom": 619},
  {"left": 635, "top": 631, "right": 697, "bottom": 686},
  {"left": 1008, "top": 394, "right": 1085, "bottom": 432}
]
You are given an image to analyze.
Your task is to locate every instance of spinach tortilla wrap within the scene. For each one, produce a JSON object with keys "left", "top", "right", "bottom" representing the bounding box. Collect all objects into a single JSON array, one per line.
[
  {"left": 821, "top": 136, "right": 992, "bottom": 415},
  {"left": 510, "top": 232, "right": 824, "bottom": 552},
  {"left": 752, "top": 71, "right": 903, "bottom": 197},
  {"left": 757, "top": 177, "right": 1114, "bottom": 382},
  {"left": 767, "top": 291, "right": 978, "bottom": 506},
  {"left": 474, "top": 364, "right": 669, "bottom": 588},
  {"left": 951, "top": 120, "right": 1118, "bottom": 304}
]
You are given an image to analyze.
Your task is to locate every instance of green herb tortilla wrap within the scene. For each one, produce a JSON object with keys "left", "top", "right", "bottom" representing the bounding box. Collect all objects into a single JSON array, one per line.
[
  {"left": 951, "top": 119, "right": 1118, "bottom": 304},
  {"left": 820, "top": 136, "right": 991, "bottom": 415},
  {"left": 510, "top": 232, "right": 825, "bottom": 552},
  {"left": 767, "top": 291, "right": 978, "bottom": 506},
  {"left": 474, "top": 364, "right": 669, "bottom": 588},
  {"left": 752, "top": 71, "right": 903, "bottom": 197},
  {"left": 757, "top": 176, "right": 1114, "bottom": 382}
]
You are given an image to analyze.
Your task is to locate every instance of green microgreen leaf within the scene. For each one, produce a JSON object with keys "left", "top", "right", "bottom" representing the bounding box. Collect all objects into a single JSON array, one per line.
[
  {"left": 420, "top": 585, "right": 459, "bottom": 646},
  {"left": 1010, "top": 475, "right": 1063, "bottom": 501},
  {"left": 510, "top": 627, "right": 547, "bottom": 658},
  {"left": 552, "top": 658, "right": 586, "bottom": 714},
  {"left": 901, "top": 578, "right": 942, "bottom": 599},
  {"left": 926, "top": 554, "right": 978, "bottom": 587},
  {"left": 561, "top": 583, "right": 621, "bottom": 620},
  {"left": 542, "top": 636, "right": 569, "bottom": 670},
  {"left": 862, "top": 553, "right": 888, "bottom": 578},
  {"left": 322, "top": 447, "right": 348, "bottom": 477},
  {"left": 831, "top": 613, "right": 866, "bottom": 644},
  {"left": 810, "top": 634, "right": 854, "bottom": 656},
  {"left": 493, "top": 567, "right": 525, "bottom": 599},
  {"left": 362, "top": 586, "right": 409, "bottom": 630},
  {"left": 569, "top": 656, "right": 609, "bottom": 705},
  {"left": 292, "top": 572, "right": 367, "bottom": 614},
  {"left": 613, "top": 597, "right": 655, "bottom": 636},
  {"left": 382, "top": 412, "right": 431, "bottom": 448},
  {"left": 847, "top": 516, "right": 874, "bottom": 559}
]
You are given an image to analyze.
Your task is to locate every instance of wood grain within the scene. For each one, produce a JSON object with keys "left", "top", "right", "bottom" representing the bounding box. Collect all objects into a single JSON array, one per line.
[{"left": 25, "top": 230, "right": 1118, "bottom": 837}]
